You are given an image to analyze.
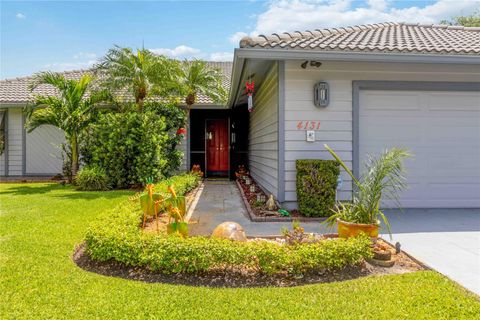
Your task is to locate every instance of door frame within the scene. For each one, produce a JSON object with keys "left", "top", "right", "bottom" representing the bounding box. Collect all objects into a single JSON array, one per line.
[{"left": 204, "top": 118, "right": 230, "bottom": 179}]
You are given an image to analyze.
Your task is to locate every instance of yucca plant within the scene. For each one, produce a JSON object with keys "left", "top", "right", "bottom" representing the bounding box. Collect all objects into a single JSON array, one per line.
[{"left": 324, "top": 144, "right": 411, "bottom": 235}]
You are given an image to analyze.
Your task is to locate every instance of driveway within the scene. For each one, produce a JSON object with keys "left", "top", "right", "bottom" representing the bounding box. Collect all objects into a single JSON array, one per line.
[{"left": 383, "top": 209, "right": 480, "bottom": 295}]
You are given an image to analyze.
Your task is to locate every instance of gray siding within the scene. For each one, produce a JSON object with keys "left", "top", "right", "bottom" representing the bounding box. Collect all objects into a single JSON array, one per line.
[
  {"left": 6, "top": 108, "right": 23, "bottom": 175},
  {"left": 176, "top": 116, "right": 189, "bottom": 172},
  {"left": 26, "top": 125, "right": 64, "bottom": 174},
  {"left": 249, "top": 62, "right": 279, "bottom": 197},
  {"left": 283, "top": 60, "right": 480, "bottom": 208}
]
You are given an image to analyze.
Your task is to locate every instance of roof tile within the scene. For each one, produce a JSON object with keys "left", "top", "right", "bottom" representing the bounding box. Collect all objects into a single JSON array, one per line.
[
  {"left": 239, "top": 22, "right": 480, "bottom": 56},
  {"left": 1, "top": 61, "right": 232, "bottom": 104}
]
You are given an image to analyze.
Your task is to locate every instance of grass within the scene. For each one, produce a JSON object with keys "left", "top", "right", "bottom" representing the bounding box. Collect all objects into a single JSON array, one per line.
[{"left": 1, "top": 182, "right": 479, "bottom": 319}]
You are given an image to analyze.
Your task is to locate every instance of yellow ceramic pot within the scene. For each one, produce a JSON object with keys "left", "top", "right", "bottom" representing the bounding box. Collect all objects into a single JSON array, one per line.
[{"left": 337, "top": 219, "right": 379, "bottom": 238}]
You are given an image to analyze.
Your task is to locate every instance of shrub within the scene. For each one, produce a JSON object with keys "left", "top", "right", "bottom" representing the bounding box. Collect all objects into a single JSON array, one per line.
[
  {"left": 296, "top": 159, "right": 340, "bottom": 217},
  {"left": 85, "top": 173, "right": 371, "bottom": 276},
  {"left": 75, "top": 165, "right": 110, "bottom": 191},
  {"left": 81, "top": 101, "right": 187, "bottom": 188}
]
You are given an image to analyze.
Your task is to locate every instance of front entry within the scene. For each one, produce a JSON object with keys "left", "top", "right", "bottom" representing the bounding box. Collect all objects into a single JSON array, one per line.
[{"left": 206, "top": 119, "right": 229, "bottom": 177}]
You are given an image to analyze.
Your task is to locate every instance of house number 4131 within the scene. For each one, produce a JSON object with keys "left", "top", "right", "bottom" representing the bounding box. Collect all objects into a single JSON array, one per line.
[{"left": 296, "top": 121, "right": 321, "bottom": 130}]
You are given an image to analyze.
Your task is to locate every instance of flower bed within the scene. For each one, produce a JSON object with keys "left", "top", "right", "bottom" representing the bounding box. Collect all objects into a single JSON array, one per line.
[
  {"left": 82, "top": 177, "right": 373, "bottom": 285},
  {"left": 236, "top": 176, "right": 326, "bottom": 222}
]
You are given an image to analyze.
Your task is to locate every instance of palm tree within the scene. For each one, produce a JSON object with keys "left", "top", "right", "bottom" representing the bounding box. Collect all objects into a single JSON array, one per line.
[
  {"left": 96, "top": 46, "right": 179, "bottom": 112},
  {"left": 25, "top": 72, "right": 110, "bottom": 180},
  {"left": 179, "top": 60, "right": 227, "bottom": 109}
]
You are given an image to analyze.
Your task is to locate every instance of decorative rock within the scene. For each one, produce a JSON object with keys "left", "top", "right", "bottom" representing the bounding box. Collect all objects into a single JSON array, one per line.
[
  {"left": 266, "top": 194, "right": 277, "bottom": 211},
  {"left": 211, "top": 222, "right": 247, "bottom": 242},
  {"left": 373, "top": 249, "right": 392, "bottom": 261},
  {"left": 366, "top": 258, "right": 395, "bottom": 268}
]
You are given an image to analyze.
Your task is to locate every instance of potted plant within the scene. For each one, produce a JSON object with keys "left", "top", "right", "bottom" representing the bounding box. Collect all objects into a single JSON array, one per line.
[
  {"left": 324, "top": 144, "right": 410, "bottom": 238},
  {"left": 165, "top": 185, "right": 188, "bottom": 237}
]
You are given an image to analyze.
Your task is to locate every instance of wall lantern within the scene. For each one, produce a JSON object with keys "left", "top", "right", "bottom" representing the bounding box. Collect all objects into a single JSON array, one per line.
[{"left": 314, "top": 81, "right": 329, "bottom": 107}]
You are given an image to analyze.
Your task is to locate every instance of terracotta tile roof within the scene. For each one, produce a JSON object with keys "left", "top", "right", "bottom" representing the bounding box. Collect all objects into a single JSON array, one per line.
[
  {"left": 239, "top": 22, "right": 480, "bottom": 55},
  {"left": 0, "top": 61, "right": 233, "bottom": 105}
]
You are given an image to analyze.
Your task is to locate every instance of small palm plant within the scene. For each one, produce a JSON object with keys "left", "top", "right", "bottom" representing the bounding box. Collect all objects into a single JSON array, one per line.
[
  {"left": 25, "top": 72, "right": 110, "bottom": 181},
  {"left": 179, "top": 60, "right": 227, "bottom": 109},
  {"left": 96, "top": 46, "right": 180, "bottom": 112},
  {"left": 324, "top": 144, "right": 411, "bottom": 235}
]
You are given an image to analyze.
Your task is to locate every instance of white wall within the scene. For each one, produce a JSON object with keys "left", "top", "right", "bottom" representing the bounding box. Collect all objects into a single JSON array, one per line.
[
  {"left": 249, "top": 62, "right": 279, "bottom": 198},
  {"left": 25, "top": 124, "right": 64, "bottom": 174},
  {"left": 283, "top": 60, "right": 480, "bottom": 208}
]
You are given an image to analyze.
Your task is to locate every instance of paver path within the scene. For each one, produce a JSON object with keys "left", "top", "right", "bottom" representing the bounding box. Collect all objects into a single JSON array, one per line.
[{"left": 189, "top": 180, "right": 328, "bottom": 237}]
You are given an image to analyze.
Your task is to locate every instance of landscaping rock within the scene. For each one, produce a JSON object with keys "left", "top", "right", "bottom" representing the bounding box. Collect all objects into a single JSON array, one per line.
[{"left": 211, "top": 221, "right": 247, "bottom": 242}]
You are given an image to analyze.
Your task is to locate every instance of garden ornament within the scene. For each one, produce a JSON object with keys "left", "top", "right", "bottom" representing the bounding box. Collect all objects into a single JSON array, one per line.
[
  {"left": 278, "top": 209, "right": 290, "bottom": 217},
  {"left": 166, "top": 184, "right": 188, "bottom": 236},
  {"left": 266, "top": 194, "right": 277, "bottom": 211},
  {"left": 211, "top": 222, "right": 247, "bottom": 242},
  {"left": 129, "top": 178, "right": 164, "bottom": 233},
  {"left": 245, "top": 81, "right": 254, "bottom": 112}
]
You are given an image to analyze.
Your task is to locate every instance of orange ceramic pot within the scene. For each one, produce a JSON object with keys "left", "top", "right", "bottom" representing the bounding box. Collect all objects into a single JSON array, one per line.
[{"left": 337, "top": 219, "right": 379, "bottom": 238}]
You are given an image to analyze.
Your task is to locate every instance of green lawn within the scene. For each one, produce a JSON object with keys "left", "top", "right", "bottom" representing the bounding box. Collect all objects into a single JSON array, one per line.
[{"left": 1, "top": 183, "right": 479, "bottom": 319}]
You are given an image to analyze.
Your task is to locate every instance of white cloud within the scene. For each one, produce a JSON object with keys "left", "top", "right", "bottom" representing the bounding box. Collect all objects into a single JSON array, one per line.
[
  {"left": 150, "top": 45, "right": 201, "bottom": 58},
  {"left": 16, "top": 13, "right": 26, "bottom": 19},
  {"left": 73, "top": 52, "right": 97, "bottom": 59},
  {"left": 234, "top": 0, "right": 480, "bottom": 37},
  {"left": 229, "top": 32, "right": 248, "bottom": 45},
  {"left": 209, "top": 52, "right": 234, "bottom": 61}
]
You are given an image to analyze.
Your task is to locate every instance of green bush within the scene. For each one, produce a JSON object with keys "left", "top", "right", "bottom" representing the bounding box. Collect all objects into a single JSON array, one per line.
[
  {"left": 85, "top": 173, "right": 371, "bottom": 276},
  {"left": 81, "top": 101, "right": 187, "bottom": 188},
  {"left": 296, "top": 159, "right": 340, "bottom": 217},
  {"left": 75, "top": 165, "right": 110, "bottom": 191}
]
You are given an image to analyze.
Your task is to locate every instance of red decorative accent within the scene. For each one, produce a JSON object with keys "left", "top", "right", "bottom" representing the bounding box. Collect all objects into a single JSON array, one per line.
[
  {"left": 176, "top": 127, "right": 187, "bottom": 135},
  {"left": 245, "top": 81, "right": 255, "bottom": 95}
]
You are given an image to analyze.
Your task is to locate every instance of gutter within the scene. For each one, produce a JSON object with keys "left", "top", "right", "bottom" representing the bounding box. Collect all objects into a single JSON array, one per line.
[
  {"left": 234, "top": 48, "right": 480, "bottom": 65},
  {"left": 226, "top": 51, "right": 246, "bottom": 108}
]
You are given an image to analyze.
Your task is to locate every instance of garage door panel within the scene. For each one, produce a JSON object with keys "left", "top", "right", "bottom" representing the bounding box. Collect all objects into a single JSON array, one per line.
[
  {"left": 363, "top": 92, "right": 421, "bottom": 111},
  {"left": 360, "top": 89, "right": 480, "bottom": 208},
  {"left": 427, "top": 92, "right": 480, "bottom": 111}
]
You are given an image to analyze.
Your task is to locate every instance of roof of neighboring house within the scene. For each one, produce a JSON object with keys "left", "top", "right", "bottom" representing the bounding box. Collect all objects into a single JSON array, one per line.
[
  {"left": 0, "top": 61, "right": 233, "bottom": 105},
  {"left": 239, "top": 22, "right": 480, "bottom": 55}
]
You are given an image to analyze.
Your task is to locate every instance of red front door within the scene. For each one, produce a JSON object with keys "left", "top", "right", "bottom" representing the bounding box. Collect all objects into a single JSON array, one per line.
[{"left": 206, "top": 119, "right": 229, "bottom": 175}]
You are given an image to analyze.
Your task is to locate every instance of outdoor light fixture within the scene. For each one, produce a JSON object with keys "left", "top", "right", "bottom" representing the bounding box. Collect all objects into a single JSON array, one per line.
[
  {"left": 301, "top": 60, "right": 322, "bottom": 69},
  {"left": 314, "top": 81, "right": 329, "bottom": 107},
  {"left": 250, "top": 185, "right": 256, "bottom": 193}
]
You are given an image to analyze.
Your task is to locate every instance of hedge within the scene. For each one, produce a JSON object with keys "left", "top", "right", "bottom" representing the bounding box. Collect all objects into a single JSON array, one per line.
[
  {"left": 85, "top": 174, "right": 371, "bottom": 275},
  {"left": 296, "top": 159, "right": 340, "bottom": 217}
]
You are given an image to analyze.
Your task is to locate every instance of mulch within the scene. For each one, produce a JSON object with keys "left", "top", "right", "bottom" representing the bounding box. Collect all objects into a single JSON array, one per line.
[{"left": 73, "top": 239, "right": 425, "bottom": 288}]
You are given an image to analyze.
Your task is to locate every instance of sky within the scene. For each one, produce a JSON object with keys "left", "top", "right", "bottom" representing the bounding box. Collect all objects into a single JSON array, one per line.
[{"left": 1, "top": 0, "right": 479, "bottom": 79}]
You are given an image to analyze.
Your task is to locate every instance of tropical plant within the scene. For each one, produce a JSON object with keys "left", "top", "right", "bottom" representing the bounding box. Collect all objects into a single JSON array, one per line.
[
  {"left": 324, "top": 144, "right": 411, "bottom": 234},
  {"left": 25, "top": 72, "right": 110, "bottom": 181},
  {"left": 95, "top": 46, "right": 180, "bottom": 112},
  {"left": 441, "top": 10, "right": 480, "bottom": 27},
  {"left": 75, "top": 165, "right": 110, "bottom": 191},
  {"left": 179, "top": 60, "right": 227, "bottom": 109}
]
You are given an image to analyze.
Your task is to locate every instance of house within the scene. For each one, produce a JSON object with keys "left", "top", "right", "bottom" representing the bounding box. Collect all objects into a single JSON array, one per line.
[{"left": 1, "top": 22, "right": 479, "bottom": 209}]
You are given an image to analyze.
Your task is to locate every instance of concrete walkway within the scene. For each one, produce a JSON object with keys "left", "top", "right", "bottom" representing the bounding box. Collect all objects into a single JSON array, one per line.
[
  {"left": 383, "top": 209, "right": 480, "bottom": 295},
  {"left": 190, "top": 180, "right": 480, "bottom": 295},
  {"left": 189, "top": 180, "right": 328, "bottom": 237}
]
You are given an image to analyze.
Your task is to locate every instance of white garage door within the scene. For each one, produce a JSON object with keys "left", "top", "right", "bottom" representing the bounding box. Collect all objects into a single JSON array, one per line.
[{"left": 359, "top": 90, "right": 480, "bottom": 208}]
